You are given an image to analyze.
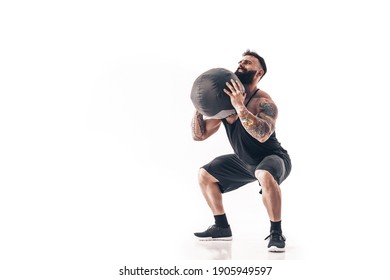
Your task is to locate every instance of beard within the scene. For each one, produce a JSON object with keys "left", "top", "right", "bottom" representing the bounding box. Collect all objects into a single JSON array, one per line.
[{"left": 234, "top": 69, "right": 257, "bottom": 85}]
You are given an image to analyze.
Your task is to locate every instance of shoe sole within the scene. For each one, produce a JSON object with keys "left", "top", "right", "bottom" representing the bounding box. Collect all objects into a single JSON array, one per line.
[
  {"left": 196, "top": 236, "right": 233, "bottom": 241},
  {"left": 268, "top": 246, "right": 285, "bottom": 252}
]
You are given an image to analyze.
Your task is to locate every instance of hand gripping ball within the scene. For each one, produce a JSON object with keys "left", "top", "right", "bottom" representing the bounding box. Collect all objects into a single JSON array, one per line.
[{"left": 190, "top": 68, "right": 243, "bottom": 119}]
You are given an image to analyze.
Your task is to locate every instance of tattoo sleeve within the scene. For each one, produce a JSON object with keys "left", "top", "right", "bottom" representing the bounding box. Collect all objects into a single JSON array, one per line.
[
  {"left": 238, "top": 101, "right": 277, "bottom": 143},
  {"left": 191, "top": 111, "right": 206, "bottom": 140}
]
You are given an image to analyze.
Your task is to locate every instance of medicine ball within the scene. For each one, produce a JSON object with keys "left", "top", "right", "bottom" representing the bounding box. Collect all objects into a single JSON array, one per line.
[{"left": 190, "top": 68, "right": 243, "bottom": 119}]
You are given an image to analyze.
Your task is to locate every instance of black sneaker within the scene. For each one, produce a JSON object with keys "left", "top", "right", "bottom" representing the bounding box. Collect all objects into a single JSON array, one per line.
[
  {"left": 264, "top": 230, "right": 286, "bottom": 252},
  {"left": 194, "top": 225, "right": 233, "bottom": 241}
]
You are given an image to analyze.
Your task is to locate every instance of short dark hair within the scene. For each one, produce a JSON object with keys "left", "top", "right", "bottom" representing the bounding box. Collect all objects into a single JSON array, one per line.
[{"left": 243, "top": 49, "right": 267, "bottom": 76}]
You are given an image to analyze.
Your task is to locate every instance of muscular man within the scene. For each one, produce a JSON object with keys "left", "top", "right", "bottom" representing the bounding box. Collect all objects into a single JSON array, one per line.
[{"left": 191, "top": 50, "right": 292, "bottom": 252}]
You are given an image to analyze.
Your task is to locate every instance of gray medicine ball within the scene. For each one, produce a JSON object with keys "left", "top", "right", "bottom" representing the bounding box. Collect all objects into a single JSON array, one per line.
[{"left": 190, "top": 68, "right": 243, "bottom": 119}]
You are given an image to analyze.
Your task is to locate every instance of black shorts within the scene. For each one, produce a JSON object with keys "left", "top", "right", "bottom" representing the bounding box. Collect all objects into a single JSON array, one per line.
[{"left": 202, "top": 154, "right": 291, "bottom": 193}]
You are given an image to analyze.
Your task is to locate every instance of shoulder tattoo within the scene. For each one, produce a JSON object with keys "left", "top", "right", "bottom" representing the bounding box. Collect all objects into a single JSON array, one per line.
[{"left": 259, "top": 101, "right": 277, "bottom": 117}]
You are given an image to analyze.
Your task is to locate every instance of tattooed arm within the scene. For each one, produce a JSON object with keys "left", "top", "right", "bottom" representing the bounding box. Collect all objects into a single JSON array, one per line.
[
  {"left": 191, "top": 110, "right": 222, "bottom": 141},
  {"left": 237, "top": 98, "right": 278, "bottom": 143},
  {"left": 223, "top": 79, "right": 278, "bottom": 143}
]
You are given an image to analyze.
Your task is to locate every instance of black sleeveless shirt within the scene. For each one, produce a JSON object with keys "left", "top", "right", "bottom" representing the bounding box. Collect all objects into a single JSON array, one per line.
[{"left": 222, "top": 91, "right": 289, "bottom": 165}]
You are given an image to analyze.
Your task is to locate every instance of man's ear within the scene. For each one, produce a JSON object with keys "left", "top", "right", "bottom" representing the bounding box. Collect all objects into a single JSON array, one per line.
[{"left": 257, "top": 69, "right": 264, "bottom": 80}]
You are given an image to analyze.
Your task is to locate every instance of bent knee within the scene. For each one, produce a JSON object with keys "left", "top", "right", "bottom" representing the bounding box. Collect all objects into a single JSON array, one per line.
[
  {"left": 198, "top": 168, "right": 218, "bottom": 184},
  {"left": 255, "top": 169, "right": 277, "bottom": 187}
]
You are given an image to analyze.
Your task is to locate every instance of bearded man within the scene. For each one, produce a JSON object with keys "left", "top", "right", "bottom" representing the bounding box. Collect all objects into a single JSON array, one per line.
[{"left": 191, "top": 50, "right": 292, "bottom": 252}]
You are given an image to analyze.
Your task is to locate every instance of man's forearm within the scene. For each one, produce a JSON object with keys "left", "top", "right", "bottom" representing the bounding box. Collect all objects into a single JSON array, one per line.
[
  {"left": 191, "top": 111, "right": 206, "bottom": 140},
  {"left": 237, "top": 107, "right": 273, "bottom": 143}
]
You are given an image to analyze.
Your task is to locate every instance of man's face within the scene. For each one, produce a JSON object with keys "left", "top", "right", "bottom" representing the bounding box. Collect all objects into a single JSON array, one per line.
[{"left": 234, "top": 55, "right": 262, "bottom": 85}]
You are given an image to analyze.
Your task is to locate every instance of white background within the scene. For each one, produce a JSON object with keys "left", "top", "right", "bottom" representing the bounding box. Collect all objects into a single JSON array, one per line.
[{"left": 1, "top": 0, "right": 390, "bottom": 279}]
